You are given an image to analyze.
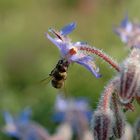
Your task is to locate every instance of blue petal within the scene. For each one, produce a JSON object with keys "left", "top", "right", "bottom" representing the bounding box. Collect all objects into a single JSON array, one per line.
[
  {"left": 18, "top": 108, "right": 32, "bottom": 124},
  {"left": 5, "top": 131, "right": 19, "bottom": 138},
  {"left": 3, "top": 112, "right": 19, "bottom": 137},
  {"left": 52, "top": 112, "right": 65, "bottom": 123},
  {"left": 75, "top": 57, "right": 101, "bottom": 78},
  {"left": 3, "top": 112, "right": 14, "bottom": 125},
  {"left": 86, "top": 111, "right": 93, "bottom": 122},
  {"left": 60, "top": 22, "right": 76, "bottom": 35},
  {"left": 74, "top": 98, "right": 89, "bottom": 110},
  {"left": 121, "top": 15, "right": 129, "bottom": 28},
  {"left": 121, "top": 34, "right": 129, "bottom": 43},
  {"left": 47, "top": 33, "right": 70, "bottom": 56},
  {"left": 114, "top": 28, "right": 130, "bottom": 43},
  {"left": 47, "top": 33, "right": 64, "bottom": 50},
  {"left": 120, "top": 15, "right": 132, "bottom": 33}
]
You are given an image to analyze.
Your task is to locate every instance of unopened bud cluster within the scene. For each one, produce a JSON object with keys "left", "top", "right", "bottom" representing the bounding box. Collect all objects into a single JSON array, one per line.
[
  {"left": 92, "top": 16, "right": 140, "bottom": 140},
  {"left": 92, "top": 109, "right": 113, "bottom": 140}
]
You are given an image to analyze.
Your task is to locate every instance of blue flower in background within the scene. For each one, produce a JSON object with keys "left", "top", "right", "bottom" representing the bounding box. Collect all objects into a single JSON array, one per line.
[
  {"left": 2, "top": 108, "right": 49, "bottom": 140},
  {"left": 52, "top": 95, "right": 93, "bottom": 127},
  {"left": 115, "top": 15, "right": 132, "bottom": 43},
  {"left": 52, "top": 95, "right": 94, "bottom": 140},
  {"left": 46, "top": 22, "right": 101, "bottom": 78},
  {"left": 115, "top": 15, "right": 140, "bottom": 48},
  {"left": 3, "top": 111, "right": 20, "bottom": 139}
]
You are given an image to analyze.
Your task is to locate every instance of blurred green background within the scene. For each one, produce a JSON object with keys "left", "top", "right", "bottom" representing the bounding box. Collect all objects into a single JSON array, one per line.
[{"left": 0, "top": 0, "right": 140, "bottom": 139}]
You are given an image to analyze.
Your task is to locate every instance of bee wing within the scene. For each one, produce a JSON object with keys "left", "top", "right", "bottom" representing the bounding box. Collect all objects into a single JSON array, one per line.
[{"left": 40, "top": 76, "right": 53, "bottom": 85}]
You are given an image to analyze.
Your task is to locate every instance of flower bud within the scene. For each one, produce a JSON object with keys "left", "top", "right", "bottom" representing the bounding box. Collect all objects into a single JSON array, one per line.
[
  {"left": 91, "top": 80, "right": 117, "bottom": 140},
  {"left": 92, "top": 109, "right": 113, "bottom": 140},
  {"left": 118, "top": 48, "right": 140, "bottom": 104},
  {"left": 111, "top": 94, "right": 125, "bottom": 139}
]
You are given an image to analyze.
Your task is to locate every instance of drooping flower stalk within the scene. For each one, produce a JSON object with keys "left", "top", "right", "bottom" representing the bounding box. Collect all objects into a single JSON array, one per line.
[
  {"left": 79, "top": 46, "right": 120, "bottom": 72},
  {"left": 92, "top": 79, "right": 118, "bottom": 140},
  {"left": 98, "top": 78, "right": 118, "bottom": 111}
]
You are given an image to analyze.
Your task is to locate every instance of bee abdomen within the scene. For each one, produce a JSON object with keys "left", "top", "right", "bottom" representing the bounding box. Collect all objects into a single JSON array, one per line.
[
  {"left": 51, "top": 79, "right": 64, "bottom": 89},
  {"left": 51, "top": 71, "right": 67, "bottom": 88},
  {"left": 53, "top": 71, "right": 67, "bottom": 80}
]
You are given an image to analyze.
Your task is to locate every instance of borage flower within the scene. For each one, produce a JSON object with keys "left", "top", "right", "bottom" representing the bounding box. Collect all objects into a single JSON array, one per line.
[
  {"left": 2, "top": 108, "right": 49, "bottom": 140},
  {"left": 47, "top": 23, "right": 120, "bottom": 78},
  {"left": 115, "top": 15, "right": 140, "bottom": 48},
  {"left": 117, "top": 48, "right": 140, "bottom": 110},
  {"left": 114, "top": 15, "right": 132, "bottom": 43},
  {"left": 53, "top": 95, "right": 92, "bottom": 123},
  {"left": 46, "top": 22, "right": 102, "bottom": 78},
  {"left": 52, "top": 95, "right": 93, "bottom": 140}
]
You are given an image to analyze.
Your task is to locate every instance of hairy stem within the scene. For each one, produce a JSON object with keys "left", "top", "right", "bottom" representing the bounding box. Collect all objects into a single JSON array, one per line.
[
  {"left": 98, "top": 78, "right": 119, "bottom": 112},
  {"left": 80, "top": 46, "right": 120, "bottom": 72}
]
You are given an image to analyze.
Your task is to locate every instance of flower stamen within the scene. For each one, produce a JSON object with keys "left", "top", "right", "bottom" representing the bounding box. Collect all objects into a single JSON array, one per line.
[{"left": 69, "top": 47, "right": 78, "bottom": 55}]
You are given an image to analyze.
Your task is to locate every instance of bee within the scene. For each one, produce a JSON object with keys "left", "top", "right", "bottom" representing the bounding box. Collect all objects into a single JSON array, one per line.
[{"left": 42, "top": 59, "right": 70, "bottom": 89}]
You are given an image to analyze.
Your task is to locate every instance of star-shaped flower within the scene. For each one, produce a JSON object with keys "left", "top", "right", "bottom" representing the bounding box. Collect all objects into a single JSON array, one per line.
[
  {"left": 52, "top": 95, "right": 92, "bottom": 130},
  {"left": 2, "top": 108, "right": 32, "bottom": 139},
  {"left": 2, "top": 108, "right": 49, "bottom": 140},
  {"left": 115, "top": 15, "right": 140, "bottom": 48},
  {"left": 46, "top": 22, "right": 101, "bottom": 78}
]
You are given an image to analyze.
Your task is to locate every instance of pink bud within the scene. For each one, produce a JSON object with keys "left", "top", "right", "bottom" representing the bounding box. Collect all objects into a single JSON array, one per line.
[
  {"left": 92, "top": 109, "right": 113, "bottom": 140},
  {"left": 111, "top": 94, "right": 125, "bottom": 139},
  {"left": 91, "top": 80, "right": 117, "bottom": 140},
  {"left": 118, "top": 48, "right": 140, "bottom": 104}
]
